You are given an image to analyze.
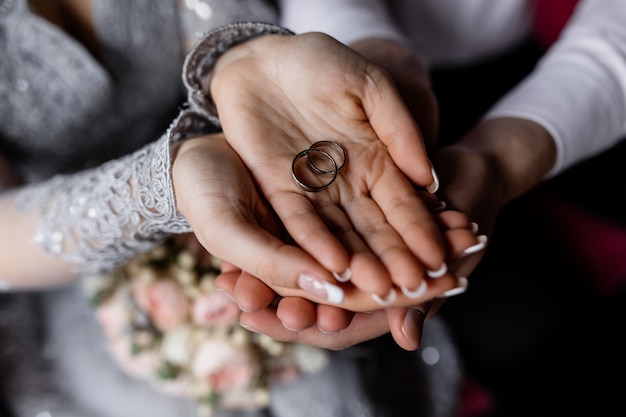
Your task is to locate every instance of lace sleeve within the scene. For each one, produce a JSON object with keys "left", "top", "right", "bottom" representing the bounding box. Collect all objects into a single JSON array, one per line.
[
  {"left": 15, "top": 111, "right": 217, "bottom": 277},
  {"left": 183, "top": 22, "right": 294, "bottom": 127},
  {"left": 14, "top": 22, "right": 291, "bottom": 277}
]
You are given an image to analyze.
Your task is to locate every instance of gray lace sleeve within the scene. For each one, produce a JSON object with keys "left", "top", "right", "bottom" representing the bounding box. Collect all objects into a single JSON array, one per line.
[
  {"left": 14, "top": 22, "right": 292, "bottom": 277},
  {"left": 15, "top": 111, "right": 217, "bottom": 276},
  {"left": 183, "top": 22, "right": 294, "bottom": 127}
]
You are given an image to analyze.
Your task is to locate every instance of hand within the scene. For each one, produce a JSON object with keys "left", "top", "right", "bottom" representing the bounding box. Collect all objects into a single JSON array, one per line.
[
  {"left": 208, "top": 32, "right": 451, "bottom": 306},
  {"left": 172, "top": 133, "right": 342, "bottom": 302},
  {"left": 215, "top": 208, "right": 487, "bottom": 351},
  {"left": 349, "top": 38, "right": 439, "bottom": 150}
]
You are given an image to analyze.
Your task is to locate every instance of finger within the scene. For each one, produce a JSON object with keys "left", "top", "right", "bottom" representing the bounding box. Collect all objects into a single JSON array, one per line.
[
  {"left": 233, "top": 271, "right": 278, "bottom": 312},
  {"left": 361, "top": 66, "right": 435, "bottom": 189},
  {"left": 434, "top": 209, "right": 476, "bottom": 231},
  {"left": 275, "top": 297, "right": 355, "bottom": 333},
  {"left": 219, "top": 260, "right": 239, "bottom": 274},
  {"left": 214, "top": 270, "right": 238, "bottom": 297},
  {"left": 341, "top": 194, "right": 425, "bottom": 297},
  {"left": 315, "top": 303, "right": 355, "bottom": 333},
  {"left": 240, "top": 308, "right": 390, "bottom": 351},
  {"left": 445, "top": 229, "right": 487, "bottom": 258},
  {"left": 269, "top": 191, "right": 351, "bottom": 276},
  {"left": 276, "top": 296, "right": 317, "bottom": 331},
  {"left": 370, "top": 167, "right": 448, "bottom": 274},
  {"left": 386, "top": 305, "right": 428, "bottom": 351}
]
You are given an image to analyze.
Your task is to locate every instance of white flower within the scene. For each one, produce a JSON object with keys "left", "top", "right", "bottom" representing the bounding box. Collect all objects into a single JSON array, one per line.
[
  {"left": 161, "top": 325, "right": 194, "bottom": 366},
  {"left": 293, "top": 344, "right": 330, "bottom": 373},
  {"left": 89, "top": 234, "right": 330, "bottom": 417}
]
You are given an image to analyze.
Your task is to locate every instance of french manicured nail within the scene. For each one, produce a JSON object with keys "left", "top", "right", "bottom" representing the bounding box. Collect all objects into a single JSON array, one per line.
[
  {"left": 332, "top": 268, "right": 352, "bottom": 282},
  {"left": 461, "top": 235, "right": 488, "bottom": 256},
  {"left": 426, "top": 163, "right": 439, "bottom": 194},
  {"left": 298, "top": 274, "right": 344, "bottom": 304},
  {"left": 426, "top": 263, "right": 448, "bottom": 278},
  {"left": 401, "top": 280, "right": 428, "bottom": 298},
  {"left": 437, "top": 277, "right": 468, "bottom": 298},
  {"left": 371, "top": 288, "right": 398, "bottom": 306},
  {"left": 402, "top": 307, "right": 426, "bottom": 349},
  {"left": 470, "top": 222, "right": 479, "bottom": 233}
]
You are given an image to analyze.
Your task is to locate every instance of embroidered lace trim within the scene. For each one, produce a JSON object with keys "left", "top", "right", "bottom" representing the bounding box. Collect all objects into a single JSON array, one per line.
[
  {"left": 14, "top": 22, "right": 291, "bottom": 277},
  {"left": 15, "top": 128, "right": 191, "bottom": 276},
  {"left": 183, "top": 22, "right": 293, "bottom": 126}
]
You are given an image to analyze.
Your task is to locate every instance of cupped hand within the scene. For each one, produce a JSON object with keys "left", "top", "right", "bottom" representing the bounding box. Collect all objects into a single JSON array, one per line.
[
  {"left": 215, "top": 207, "right": 489, "bottom": 350},
  {"left": 172, "top": 133, "right": 339, "bottom": 300},
  {"left": 207, "top": 32, "right": 448, "bottom": 304}
]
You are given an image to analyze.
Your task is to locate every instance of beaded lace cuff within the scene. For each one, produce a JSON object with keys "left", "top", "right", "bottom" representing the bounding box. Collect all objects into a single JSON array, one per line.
[
  {"left": 183, "top": 22, "right": 294, "bottom": 127},
  {"left": 16, "top": 134, "right": 187, "bottom": 276},
  {"left": 16, "top": 109, "right": 221, "bottom": 277},
  {"left": 15, "top": 22, "right": 290, "bottom": 277}
]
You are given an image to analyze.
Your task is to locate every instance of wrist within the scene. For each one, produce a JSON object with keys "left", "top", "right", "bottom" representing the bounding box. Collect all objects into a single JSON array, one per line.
[
  {"left": 460, "top": 117, "right": 557, "bottom": 203},
  {"left": 182, "top": 22, "right": 293, "bottom": 126}
]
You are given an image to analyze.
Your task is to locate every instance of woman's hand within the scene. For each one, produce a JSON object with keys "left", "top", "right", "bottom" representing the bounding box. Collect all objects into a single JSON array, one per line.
[
  {"left": 214, "top": 207, "right": 487, "bottom": 350},
  {"left": 207, "top": 32, "right": 451, "bottom": 306}
]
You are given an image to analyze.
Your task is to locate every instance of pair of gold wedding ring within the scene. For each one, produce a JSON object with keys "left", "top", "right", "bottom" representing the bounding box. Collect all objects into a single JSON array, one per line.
[{"left": 291, "top": 141, "right": 347, "bottom": 192}]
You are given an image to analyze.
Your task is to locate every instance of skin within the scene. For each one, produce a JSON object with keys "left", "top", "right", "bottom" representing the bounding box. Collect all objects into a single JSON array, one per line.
[
  {"left": 211, "top": 36, "right": 557, "bottom": 351},
  {"left": 203, "top": 32, "right": 483, "bottom": 308},
  {"left": 173, "top": 134, "right": 480, "bottom": 313},
  {"left": 4, "top": 1, "right": 479, "bottom": 344},
  {"left": 215, "top": 117, "right": 556, "bottom": 351}
]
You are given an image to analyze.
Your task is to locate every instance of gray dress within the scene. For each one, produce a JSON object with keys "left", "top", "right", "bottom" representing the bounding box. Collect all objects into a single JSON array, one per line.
[{"left": 0, "top": 1, "right": 462, "bottom": 416}]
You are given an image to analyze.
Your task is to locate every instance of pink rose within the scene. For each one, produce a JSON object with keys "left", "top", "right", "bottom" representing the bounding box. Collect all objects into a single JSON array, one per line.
[
  {"left": 133, "top": 278, "right": 189, "bottom": 331},
  {"left": 192, "top": 291, "right": 240, "bottom": 327},
  {"left": 191, "top": 339, "right": 257, "bottom": 391},
  {"left": 266, "top": 356, "right": 301, "bottom": 383},
  {"left": 108, "top": 337, "right": 162, "bottom": 380}
]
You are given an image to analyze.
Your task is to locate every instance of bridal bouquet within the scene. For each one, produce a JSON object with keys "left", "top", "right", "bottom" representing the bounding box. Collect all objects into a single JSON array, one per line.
[{"left": 83, "top": 234, "right": 329, "bottom": 417}]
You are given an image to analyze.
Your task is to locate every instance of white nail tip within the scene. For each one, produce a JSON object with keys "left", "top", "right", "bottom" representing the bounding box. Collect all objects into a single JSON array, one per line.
[
  {"left": 332, "top": 268, "right": 352, "bottom": 282},
  {"left": 462, "top": 235, "right": 488, "bottom": 256},
  {"left": 427, "top": 164, "right": 439, "bottom": 194},
  {"left": 426, "top": 263, "right": 448, "bottom": 278},
  {"left": 437, "top": 277, "right": 468, "bottom": 298},
  {"left": 325, "top": 282, "right": 345, "bottom": 304},
  {"left": 372, "top": 288, "right": 398, "bottom": 306},
  {"left": 401, "top": 281, "right": 428, "bottom": 299}
]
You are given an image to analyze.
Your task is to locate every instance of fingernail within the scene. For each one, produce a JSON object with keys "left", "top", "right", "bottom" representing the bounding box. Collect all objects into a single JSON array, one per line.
[
  {"left": 426, "top": 263, "right": 448, "bottom": 279},
  {"left": 461, "top": 235, "right": 488, "bottom": 256},
  {"left": 402, "top": 307, "right": 425, "bottom": 350},
  {"left": 332, "top": 268, "right": 352, "bottom": 282},
  {"left": 298, "top": 274, "right": 344, "bottom": 304},
  {"left": 239, "top": 321, "right": 260, "bottom": 334},
  {"left": 215, "top": 287, "right": 237, "bottom": 303},
  {"left": 401, "top": 280, "right": 428, "bottom": 298},
  {"left": 371, "top": 288, "right": 398, "bottom": 306},
  {"left": 470, "top": 222, "right": 479, "bottom": 233},
  {"left": 431, "top": 200, "right": 447, "bottom": 212},
  {"left": 437, "top": 277, "right": 468, "bottom": 298},
  {"left": 426, "top": 163, "right": 439, "bottom": 194}
]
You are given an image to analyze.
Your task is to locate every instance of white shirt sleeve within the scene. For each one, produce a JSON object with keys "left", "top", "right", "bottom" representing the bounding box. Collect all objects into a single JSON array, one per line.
[
  {"left": 485, "top": 0, "right": 626, "bottom": 178},
  {"left": 278, "top": 0, "right": 407, "bottom": 46}
]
